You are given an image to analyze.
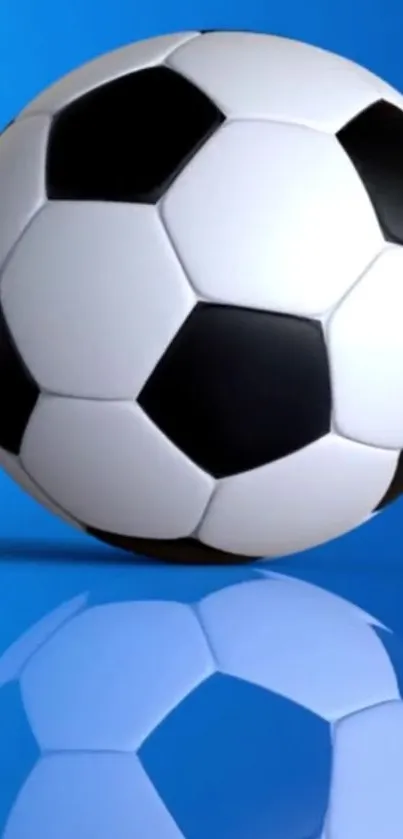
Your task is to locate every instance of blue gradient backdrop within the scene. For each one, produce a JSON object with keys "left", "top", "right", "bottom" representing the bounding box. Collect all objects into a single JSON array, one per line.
[{"left": 0, "top": 0, "right": 402, "bottom": 635}]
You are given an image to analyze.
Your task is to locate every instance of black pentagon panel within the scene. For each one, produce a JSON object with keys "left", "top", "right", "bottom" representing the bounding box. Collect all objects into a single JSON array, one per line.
[
  {"left": 86, "top": 529, "right": 257, "bottom": 565},
  {"left": 0, "top": 305, "right": 39, "bottom": 454},
  {"left": 138, "top": 303, "right": 331, "bottom": 479},
  {"left": 46, "top": 66, "right": 225, "bottom": 204},
  {"left": 374, "top": 451, "right": 403, "bottom": 512},
  {"left": 337, "top": 100, "right": 403, "bottom": 244}
]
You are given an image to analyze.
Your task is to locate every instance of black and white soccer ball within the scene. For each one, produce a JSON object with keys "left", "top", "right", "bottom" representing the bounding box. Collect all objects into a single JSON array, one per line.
[{"left": 1, "top": 30, "right": 403, "bottom": 564}]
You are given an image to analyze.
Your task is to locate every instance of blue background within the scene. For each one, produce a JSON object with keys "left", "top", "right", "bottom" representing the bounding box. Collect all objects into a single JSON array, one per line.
[
  {"left": 0, "top": 3, "right": 403, "bottom": 835},
  {"left": 0, "top": 1, "right": 402, "bottom": 640}
]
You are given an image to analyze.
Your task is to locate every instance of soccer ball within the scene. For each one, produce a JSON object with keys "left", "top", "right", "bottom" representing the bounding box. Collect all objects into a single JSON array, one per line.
[
  {"left": 0, "top": 566, "right": 402, "bottom": 839},
  {"left": 1, "top": 31, "right": 403, "bottom": 564}
]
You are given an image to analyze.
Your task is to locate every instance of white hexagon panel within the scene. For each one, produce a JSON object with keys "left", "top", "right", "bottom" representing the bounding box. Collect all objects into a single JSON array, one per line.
[
  {"left": 1, "top": 30, "right": 403, "bottom": 564},
  {"left": 328, "top": 247, "right": 403, "bottom": 450},
  {"left": 167, "top": 30, "right": 388, "bottom": 130},
  {"left": 161, "top": 119, "right": 383, "bottom": 317},
  {"left": 0, "top": 116, "right": 50, "bottom": 270},
  {"left": 1, "top": 202, "right": 196, "bottom": 399}
]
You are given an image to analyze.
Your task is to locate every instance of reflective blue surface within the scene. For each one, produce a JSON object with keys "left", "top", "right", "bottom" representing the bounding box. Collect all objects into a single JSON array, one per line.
[{"left": 1, "top": 564, "right": 403, "bottom": 838}]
